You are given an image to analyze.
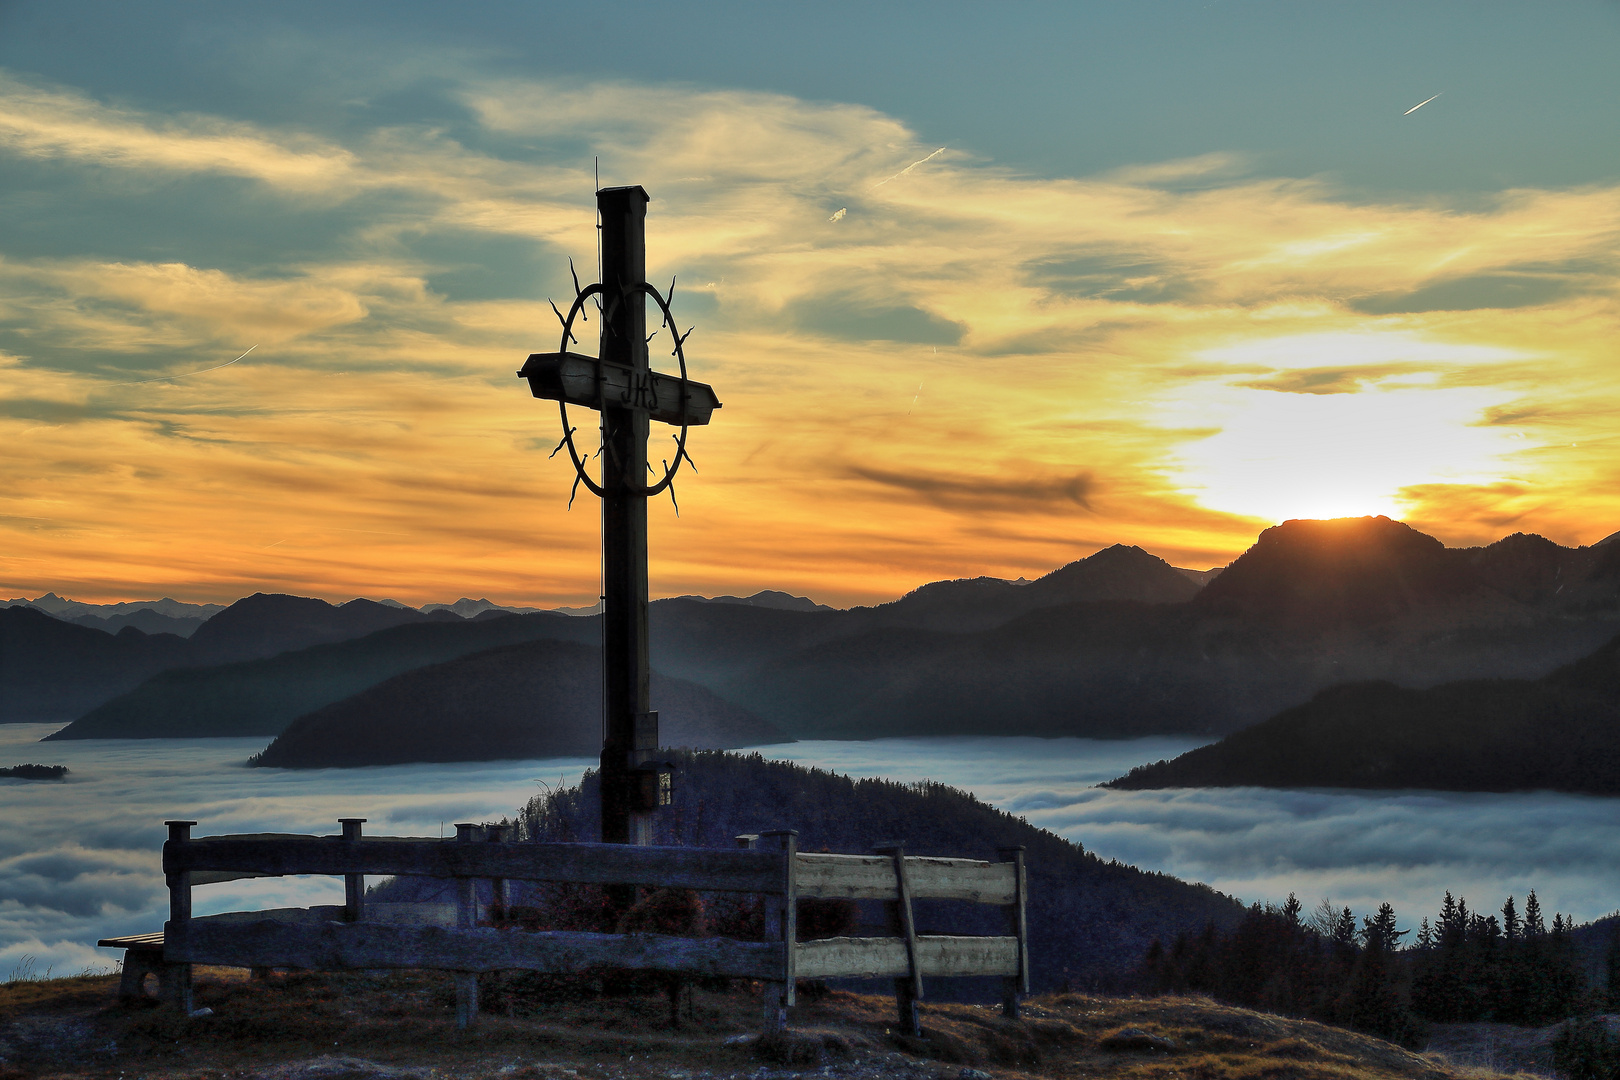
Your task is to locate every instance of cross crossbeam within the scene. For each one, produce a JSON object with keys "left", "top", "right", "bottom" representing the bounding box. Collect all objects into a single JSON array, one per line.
[{"left": 519, "top": 351, "right": 720, "bottom": 427}]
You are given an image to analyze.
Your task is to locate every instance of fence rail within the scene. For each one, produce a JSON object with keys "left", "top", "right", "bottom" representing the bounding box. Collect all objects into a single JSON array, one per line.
[{"left": 135, "top": 819, "right": 1029, "bottom": 1034}]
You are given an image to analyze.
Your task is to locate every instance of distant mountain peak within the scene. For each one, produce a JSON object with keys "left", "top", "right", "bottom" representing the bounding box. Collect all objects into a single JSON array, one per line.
[
  {"left": 185, "top": 591, "right": 435, "bottom": 663},
  {"left": 1027, "top": 543, "right": 1201, "bottom": 607},
  {"left": 668, "top": 590, "right": 833, "bottom": 613},
  {"left": 1194, "top": 516, "right": 1486, "bottom": 622},
  {"left": 421, "top": 598, "right": 547, "bottom": 618}
]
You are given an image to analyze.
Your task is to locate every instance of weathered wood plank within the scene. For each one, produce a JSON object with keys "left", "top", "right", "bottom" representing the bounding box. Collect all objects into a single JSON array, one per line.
[
  {"left": 191, "top": 870, "right": 271, "bottom": 886},
  {"left": 794, "top": 935, "right": 1020, "bottom": 980},
  {"left": 164, "top": 838, "right": 783, "bottom": 893},
  {"left": 794, "top": 854, "right": 1016, "bottom": 904},
  {"left": 166, "top": 916, "right": 784, "bottom": 979}
]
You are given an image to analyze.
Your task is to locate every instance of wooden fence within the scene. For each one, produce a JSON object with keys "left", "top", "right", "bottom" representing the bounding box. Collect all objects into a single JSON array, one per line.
[{"left": 127, "top": 819, "right": 1028, "bottom": 1033}]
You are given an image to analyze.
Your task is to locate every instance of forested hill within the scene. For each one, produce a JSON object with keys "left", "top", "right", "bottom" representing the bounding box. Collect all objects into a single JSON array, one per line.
[
  {"left": 375, "top": 750, "right": 1245, "bottom": 988},
  {"left": 249, "top": 640, "right": 786, "bottom": 768},
  {"left": 45, "top": 612, "right": 598, "bottom": 739},
  {"left": 1106, "top": 629, "right": 1620, "bottom": 793}
]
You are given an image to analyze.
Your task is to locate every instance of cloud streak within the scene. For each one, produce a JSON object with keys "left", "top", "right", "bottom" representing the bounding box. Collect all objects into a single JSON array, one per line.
[{"left": 0, "top": 63, "right": 1617, "bottom": 606}]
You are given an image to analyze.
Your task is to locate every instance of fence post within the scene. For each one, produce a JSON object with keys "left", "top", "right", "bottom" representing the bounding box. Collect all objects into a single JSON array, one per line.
[
  {"left": 339, "top": 818, "right": 366, "bottom": 923},
  {"left": 163, "top": 820, "right": 197, "bottom": 1012},
  {"left": 874, "top": 843, "right": 922, "bottom": 1037},
  {"left": 452, "top": 823, "right": 482, "bottom": 1028},
  {"left": 758, "top": 830, "right": 797, "bottom": 1033},
  {"left": 997, "top": 846, "right": 1028, "bottom": 1019},
  {"left": 485, "top": 823, "right": 510, "bottom": 922}
]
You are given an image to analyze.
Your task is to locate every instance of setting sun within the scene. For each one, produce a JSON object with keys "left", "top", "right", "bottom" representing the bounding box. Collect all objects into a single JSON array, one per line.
[{"left": 1159, "top": 332, "right": 1533, "bottom": 527}]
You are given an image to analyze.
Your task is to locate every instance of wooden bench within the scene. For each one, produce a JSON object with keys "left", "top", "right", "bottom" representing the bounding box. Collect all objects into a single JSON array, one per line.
[{"left": 120, "top": 819, "right": 1028, "bottom": 1033}]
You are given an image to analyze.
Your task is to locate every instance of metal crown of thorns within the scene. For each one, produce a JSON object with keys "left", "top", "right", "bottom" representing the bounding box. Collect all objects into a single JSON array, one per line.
[{"left": 546, "top": 262, "right": 698, "bottom": 511}]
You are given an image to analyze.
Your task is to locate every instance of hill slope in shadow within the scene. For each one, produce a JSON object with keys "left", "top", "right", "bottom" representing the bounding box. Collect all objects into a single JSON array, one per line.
[
  {"left": 250, "top": 639, "right": 786, "bottom": 768},
  {"left": 45, "top": 612, "right": 599, "bottom": 739},
  {"left": 373, "top": 749, "right": 1244, "bottom": 987},
  {"left": 2, "top": 606, "right": 192, "bottom": 722},
  {"left": 9, "top": 593, "right": 454, "bottom": 724},
  {"left": 1106, "top": 629, "right": 1620, "bottom": 793}
]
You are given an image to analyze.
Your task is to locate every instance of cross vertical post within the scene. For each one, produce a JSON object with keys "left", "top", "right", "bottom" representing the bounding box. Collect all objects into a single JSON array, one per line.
[
  {"left": 519, "top": 184, "right": 720, "bottom": 863},
  {"left": 598, "top": 185, "right": 653, "bottom": 849}
]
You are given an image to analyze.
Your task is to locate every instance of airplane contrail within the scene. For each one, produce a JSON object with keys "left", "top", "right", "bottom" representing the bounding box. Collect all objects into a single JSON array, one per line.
[
  {"left": 875, "top": 147, "right": 947, "bottom": 187},
  {"left": 1403, "top": 92, "right": 1444, "bottom": 116},
  {"left": 125, "top": 344, "right": 258, "bottom": 384}
]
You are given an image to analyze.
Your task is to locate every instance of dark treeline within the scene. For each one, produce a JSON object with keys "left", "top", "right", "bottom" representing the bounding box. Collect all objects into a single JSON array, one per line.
[
  {"left": 0, "top": 763, "right": 68, "bottom": 780},
  {"left": 1140, "top": 889, "right": 1590, "bottom": 1047}
]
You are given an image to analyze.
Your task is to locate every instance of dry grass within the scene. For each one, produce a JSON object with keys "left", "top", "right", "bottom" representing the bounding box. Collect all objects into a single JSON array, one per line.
[{"left": 0, "top": 971, "right": 1545, "bottom": 1080}]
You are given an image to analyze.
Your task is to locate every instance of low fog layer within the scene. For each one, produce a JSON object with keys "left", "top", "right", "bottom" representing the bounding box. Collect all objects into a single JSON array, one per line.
[
  {"left": 0, "top": 724, "right": 593, "bottom": 977},
  {"left": 770, "top": 739, "right": 1620, "bottom": 937},
  {"left": 3, "top": 726, "right": 1618, "bottom": 979}
]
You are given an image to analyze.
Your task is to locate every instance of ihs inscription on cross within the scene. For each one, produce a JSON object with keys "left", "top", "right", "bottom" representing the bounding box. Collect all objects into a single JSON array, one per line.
[{"left": 517, "top": 186, "right": 721, "bottom": 849}]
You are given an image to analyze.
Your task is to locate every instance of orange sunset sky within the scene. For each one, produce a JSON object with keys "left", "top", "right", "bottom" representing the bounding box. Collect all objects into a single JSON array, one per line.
[{"left": 2, "top": 3, "right": 1618, "bottom": 609}]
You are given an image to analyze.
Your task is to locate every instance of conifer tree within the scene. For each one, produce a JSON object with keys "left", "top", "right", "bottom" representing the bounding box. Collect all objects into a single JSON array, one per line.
[
  {"left": 1334, "top": 907, "right": 1359, "bottom": 949},
  {"left": 1440, "top": 891, "right": 1459, "bottom": 937},
  {"left": 1525, "top": 891, "right": 1546, "bottom": 937},
  {"left": 1362, "top": 903, "right": 1407, "bottom": 952},
  {"left": 1502, "top": 896, "right": 1520, "bottom": 941},
  {"left": 1283, "top": 892, "right": 1303, "bottom": 926},
  {"left": 1417, "top": 917, "right": 1432, "bottom": 950}
]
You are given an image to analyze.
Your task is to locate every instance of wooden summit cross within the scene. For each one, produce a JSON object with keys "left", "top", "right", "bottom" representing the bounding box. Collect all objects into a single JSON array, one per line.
[{"left": 518, "top": 186, "right": 720, "bottom": 850}]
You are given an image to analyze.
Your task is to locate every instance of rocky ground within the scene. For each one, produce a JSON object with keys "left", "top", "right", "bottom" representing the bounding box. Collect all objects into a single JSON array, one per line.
[{"left": 0, "top": 969, "right": 1551, "bottom": 1080}]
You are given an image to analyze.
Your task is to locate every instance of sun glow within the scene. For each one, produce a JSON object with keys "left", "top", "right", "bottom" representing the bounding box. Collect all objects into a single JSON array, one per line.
[
  {"left": 2, "top": 68, "right": 1617, "bottom": 604},
  {"left": 1161, "top": 334, "right": 1533, "bottom": 526}
]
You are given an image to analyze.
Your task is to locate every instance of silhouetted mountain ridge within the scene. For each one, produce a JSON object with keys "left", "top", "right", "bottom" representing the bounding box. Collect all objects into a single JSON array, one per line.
[
  {"left": 2, "top": 606, "right": 191, "bottom": 722},
  {"left": 187, "top": 593, "right": 454, "bottom": 663},
  {"left": 23, "top": 518, "right": 1620, "bottom": 740},
  {"left": 1105, "top": 630, "right": 1620, "bottom": 793},
  {"left": 842, "top": 543, "right": 1200, "bottom": 632},
  {"left": 250, "top": 640, "right": 786, "bottom": 768},
  {"left": 1194, "top": 517, "right": 1492, "bottom": 623},
  {"left": 44, "top": 611, "right": 600, "bottom": 739}
]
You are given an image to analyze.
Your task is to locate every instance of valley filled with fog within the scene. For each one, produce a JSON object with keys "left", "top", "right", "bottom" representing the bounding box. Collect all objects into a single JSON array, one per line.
[{"left": 5, "top": 724, "right": 1618, "bottom": 979}]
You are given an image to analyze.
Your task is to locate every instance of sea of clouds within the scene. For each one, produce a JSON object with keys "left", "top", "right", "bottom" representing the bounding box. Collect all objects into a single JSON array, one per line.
[{"left": 4, "top": 725, "right": 1618, "bottom": 978}]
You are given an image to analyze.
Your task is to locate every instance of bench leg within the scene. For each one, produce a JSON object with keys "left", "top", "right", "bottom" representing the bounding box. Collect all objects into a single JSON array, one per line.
[
  {"left": 158, "top": 961, "right": 193, "bottom": 1012},
  {"left": 760, "top": 981, "right": 787, "bottom": 1033},
  {"left": 893, "top": 978, "right": 921, "bottom": 1037},
  {"left": 1001, "top": 975, "right": 1021, "bottom": 1019},
  {"left": 454, "top": 973, "right": 478, "bottom": 1028},
  {"left": 118, "top": 948, "right": 160, "bottom": 1001}
]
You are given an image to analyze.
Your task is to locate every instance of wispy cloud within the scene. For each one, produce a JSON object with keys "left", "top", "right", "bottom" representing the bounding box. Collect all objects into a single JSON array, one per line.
[
  {"left": 0, "top": 73, "right": 358, "bottom": 189},
  {"left": 847, "top": 465, "right": 1095, "bottom": 514},
  {"left": 0, "top": 66, "right": 1617, "bottom": 605}
]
